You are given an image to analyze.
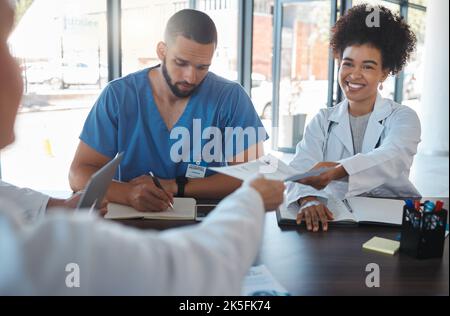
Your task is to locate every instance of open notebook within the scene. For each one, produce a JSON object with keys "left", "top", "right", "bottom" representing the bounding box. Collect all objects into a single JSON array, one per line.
[
  {"left": 105, "top": 198, "right": 197, "bottom": 220},
  {"left": 277, "top": 196, "right": 405, "bottom": 227}
]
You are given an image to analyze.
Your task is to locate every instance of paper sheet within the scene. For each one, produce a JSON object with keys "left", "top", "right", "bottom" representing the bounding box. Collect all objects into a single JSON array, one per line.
[
  {"left": 241, "top": 265, "right": 290, "bottom": 296},
  {"left": 210, "top": 154, "right": 332, "bottom": 182},
  {"left": 349, "top": 197, "right": 404, "bottom": 225}
]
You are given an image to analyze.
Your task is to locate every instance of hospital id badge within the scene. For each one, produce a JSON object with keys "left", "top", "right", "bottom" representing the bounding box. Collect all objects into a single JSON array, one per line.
[{"left": 186, "top": 163, "right": 207, "bottom": 179}]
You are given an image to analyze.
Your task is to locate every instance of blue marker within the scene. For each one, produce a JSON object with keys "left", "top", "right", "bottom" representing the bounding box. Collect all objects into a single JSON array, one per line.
[
  {"left": 423, "top": 201, "right": 436, "bottom": 213},
  {"left": 405, "top": 199, "right": 414, "bottom": 209}
]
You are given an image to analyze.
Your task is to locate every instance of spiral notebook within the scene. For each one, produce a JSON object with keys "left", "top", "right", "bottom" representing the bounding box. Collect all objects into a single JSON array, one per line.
[{"left": 277, "top": 196, "right": 405, "bottom": 227}]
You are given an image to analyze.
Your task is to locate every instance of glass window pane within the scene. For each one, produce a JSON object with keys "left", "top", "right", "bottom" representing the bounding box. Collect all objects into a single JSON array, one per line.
[
  {"left": 276, "top": 0, "right": 331, "bottom": 149},
  {"left": 4, "top": 0, "right": 107, "bottom": 191},
  {"left": 403, "top": 8, "right": 426, "bottom": 113},
  {"left": 196, "top": 0, "right": 239, "bottom": 81},
  {"left": 121, "top": 0, "right": 189, "bottom": 76},
  {"left": 331, "top": 4, "right": 344, "bottom": 107},
  {"left": 409, "top": 0, "right": 427, "bottom": 6},
  {"left": 352, "top": 0, "right": 400, "bottom": 14},
  {"left": 252, "top": 0, "right": 274, "bottom": 150}
]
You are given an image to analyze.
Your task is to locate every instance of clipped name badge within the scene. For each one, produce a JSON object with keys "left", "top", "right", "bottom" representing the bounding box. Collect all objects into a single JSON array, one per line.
[{"left": 186, "top": 163, "right": 207, "bottom": 179}]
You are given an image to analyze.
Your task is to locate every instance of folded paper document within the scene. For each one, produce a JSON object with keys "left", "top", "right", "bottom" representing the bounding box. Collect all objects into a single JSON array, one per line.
[
  {"left": 105, "top": 198, "right": 197, "bottom": 220},
  {"left": 277, "top": 196, "right": 405, "bottom": 226},
  {"left": 210, "top": 154, "right": 332, "bottom": 182}
]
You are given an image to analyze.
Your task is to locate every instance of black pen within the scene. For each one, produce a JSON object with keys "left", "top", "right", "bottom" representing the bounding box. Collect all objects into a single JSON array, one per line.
[
  {"left": 149, "top": 172, "right": 174, "bottom": 210},
  {"left": 343, "top": 199, "right": 353, "bottom": 213}
]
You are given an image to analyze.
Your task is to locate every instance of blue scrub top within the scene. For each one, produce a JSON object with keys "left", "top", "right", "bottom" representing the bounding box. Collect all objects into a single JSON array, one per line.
[{"left": 80, "top": 66, "right": 268, "bottom": 182}]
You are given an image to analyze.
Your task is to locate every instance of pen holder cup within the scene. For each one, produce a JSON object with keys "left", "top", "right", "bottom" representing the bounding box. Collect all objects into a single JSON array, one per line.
[{"left": 400, "top": 205, "right": 448, "bottom": 259}]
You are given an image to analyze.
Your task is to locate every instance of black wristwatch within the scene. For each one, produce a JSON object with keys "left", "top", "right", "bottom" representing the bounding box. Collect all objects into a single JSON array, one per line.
[{"left": 176, "top": 176, "right": 189, "bottom": 197}]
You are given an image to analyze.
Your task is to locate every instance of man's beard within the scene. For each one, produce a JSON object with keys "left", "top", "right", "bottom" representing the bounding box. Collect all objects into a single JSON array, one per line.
[{"left": 162, "top": 61, "right": 197, "bottom": 98}]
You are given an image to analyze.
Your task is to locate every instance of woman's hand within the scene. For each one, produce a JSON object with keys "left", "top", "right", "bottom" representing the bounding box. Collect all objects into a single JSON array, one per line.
[
  {"left": 298, "top": 162, "right": 348, "bottom": 190},
  {"left": 296, "top": 196, "right": 334, "bottom": 232}
]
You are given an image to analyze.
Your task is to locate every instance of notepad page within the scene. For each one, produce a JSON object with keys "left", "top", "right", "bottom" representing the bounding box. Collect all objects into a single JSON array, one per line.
[
  {"left": 326, "top": 196, "right": 356, "bottom": 223},
  {"left": 348, "top": 197, "right": 404, "bottom": 225},
  {"left": 143, "top": 198, "right": 196, "bottom": 220},
  {"left": 106, "top": 198, "right": 196, "bottom": 220},
  {"left": 278, "top": 202, "right": 299, "bottom": 221},
  {"left": 363, "top": 237, "right": 400, "bottom": 255},
  {"left": 105, "top": 203, "right": 144, "bottom": 220}
]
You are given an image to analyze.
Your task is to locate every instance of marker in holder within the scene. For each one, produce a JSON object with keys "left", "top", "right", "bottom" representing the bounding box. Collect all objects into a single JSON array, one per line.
[{"left": 400, "top": 203, "right": 448, "bottom": 259}]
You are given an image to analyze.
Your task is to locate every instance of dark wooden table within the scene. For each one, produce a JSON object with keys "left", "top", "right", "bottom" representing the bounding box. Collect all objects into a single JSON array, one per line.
[{"left": 114, "top": 199, "right": 449, "bottom": 296}]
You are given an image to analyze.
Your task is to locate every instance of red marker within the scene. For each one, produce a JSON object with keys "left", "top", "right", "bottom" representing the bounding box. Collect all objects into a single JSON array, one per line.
[
  {"left": 434, "top": 200, "right": 444, "bottom": 212},
  {"left": 414, "top": 200, "right": 421, "bottom": 211}
]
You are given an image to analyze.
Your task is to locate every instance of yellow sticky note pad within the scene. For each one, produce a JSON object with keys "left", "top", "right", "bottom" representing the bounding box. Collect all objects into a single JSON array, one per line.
[{"left": 363, "top": 237, "right": 400, "bottom": 255}]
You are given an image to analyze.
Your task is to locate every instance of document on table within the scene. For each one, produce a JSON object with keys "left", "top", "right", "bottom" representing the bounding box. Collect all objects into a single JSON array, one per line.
[
  {"left": 210, "top": 154, "right": 332, "bottom": 182},
  {"left": 241, "top": 265, "right": 290, "bottom": 296}
]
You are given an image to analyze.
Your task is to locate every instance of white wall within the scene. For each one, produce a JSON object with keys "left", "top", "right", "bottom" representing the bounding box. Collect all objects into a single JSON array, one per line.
[{"left": 418, "top": 0, "right": 449, "bottom": 156}]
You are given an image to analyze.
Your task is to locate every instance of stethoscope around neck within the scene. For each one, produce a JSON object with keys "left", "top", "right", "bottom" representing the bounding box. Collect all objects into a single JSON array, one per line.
[{"left": 322, "top": 119, "right": 386, "bottom": 155}]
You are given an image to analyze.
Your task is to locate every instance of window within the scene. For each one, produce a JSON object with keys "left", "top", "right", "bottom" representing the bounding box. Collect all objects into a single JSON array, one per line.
[
  {"left": 196, "top": 0, "right": 239, "bottom": 81},
  {"left": 251, "top": 0, "right": 274, "bottom": 151},
  {"left": 352, "top": 0, "right": 400, "bottom": 13},
  {"left": 409, "top": 0, "right": 427, "bottom": 6},
  {"left": 274, "top": 0, "right": 332, "bottom": 151},
  {"left": 121, "top": 0, "right": 189, "bottom": 75},
  {"left": 403, "top": 8, "right": 426, "bottom": 113},
  {"left": 3, "top": 0, "right": 107, "bottom": 191},
  {"left": 1, "top": 0, "right": 431, "bottom": 179}
]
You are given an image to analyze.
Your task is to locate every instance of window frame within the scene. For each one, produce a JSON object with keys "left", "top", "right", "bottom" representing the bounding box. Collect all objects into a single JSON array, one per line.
[{"left": 0, "top": 0, "right": 428, "bottom": 177}]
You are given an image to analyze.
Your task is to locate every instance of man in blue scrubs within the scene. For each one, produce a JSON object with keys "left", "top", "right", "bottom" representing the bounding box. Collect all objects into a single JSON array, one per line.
[{"left": 69, "top": 9, "right": 268, "bottom": 212}]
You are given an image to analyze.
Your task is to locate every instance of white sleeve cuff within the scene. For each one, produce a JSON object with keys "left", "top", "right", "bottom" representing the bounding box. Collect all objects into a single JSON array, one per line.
[
  {"left": 285, "top": 182, "right": 328, "bottom": 209},
  {"left": 0, "top": 181, "right": 50, "bottom": 224}
]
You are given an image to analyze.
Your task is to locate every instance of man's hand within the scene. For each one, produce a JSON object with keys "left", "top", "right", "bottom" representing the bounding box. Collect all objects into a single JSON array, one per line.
[
  {"left": 249, "top": 177, "right": 285, "bottom": 211},
  {"left": 47, "top": 192, "right": 108, "bottom": 217},
  {"left": 296, "top": 196, "right": 334, "bottom": 232},
  {"left": 298, "top": 162, "right": 348, "bottom": 190},
  {"left": 128, "top": 175, "right": 174, "bottom": 212},
  {"left": 157, "top": 178, "right": 178, "bottom": 195},
  {"left": 47, "top": 193, "right": 81, "bottom": 212}
]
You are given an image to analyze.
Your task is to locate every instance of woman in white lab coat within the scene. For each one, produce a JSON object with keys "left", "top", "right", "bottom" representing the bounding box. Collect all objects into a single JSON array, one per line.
[
  {"left": 286, "top": 4, "right": 421, "bottom": 232},
  {"left": 0, "top": 0, "right": 285, "bottom": 295}
]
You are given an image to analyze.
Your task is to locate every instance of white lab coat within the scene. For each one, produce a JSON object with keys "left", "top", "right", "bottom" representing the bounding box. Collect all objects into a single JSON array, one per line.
[
  {"left": 286, "top": 94, "right": 421, "bottom": 208},
  {"left": 0, "top": 180, "right": 49, "bottom": 224},
  {"left": 0, "top": 182, "right": 265, "bottom": 295}
]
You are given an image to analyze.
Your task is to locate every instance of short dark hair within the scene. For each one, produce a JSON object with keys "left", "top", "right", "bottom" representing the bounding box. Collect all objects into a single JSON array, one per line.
[
  {"left": 331, "top": 4, "right": 417, "bottom": 75},
  {"left": 165, "top": 9, "right": 218, "bottom": 47}
]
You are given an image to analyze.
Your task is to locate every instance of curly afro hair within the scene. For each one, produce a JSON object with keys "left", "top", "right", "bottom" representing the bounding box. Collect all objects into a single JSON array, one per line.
[{"left": 331, "top": 4, "right": 417, "bottom": 75}]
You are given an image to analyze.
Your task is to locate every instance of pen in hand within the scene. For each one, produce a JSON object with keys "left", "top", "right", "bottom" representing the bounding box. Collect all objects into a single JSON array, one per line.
[{"left": 148, "top": 172, "right": 174, "bottom": 210}]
